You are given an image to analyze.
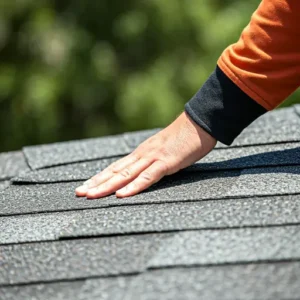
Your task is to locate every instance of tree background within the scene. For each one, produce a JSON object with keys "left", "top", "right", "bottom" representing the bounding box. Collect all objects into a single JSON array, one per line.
[{"left": 1, "top": 0, "right": 299, "bottom": 151}]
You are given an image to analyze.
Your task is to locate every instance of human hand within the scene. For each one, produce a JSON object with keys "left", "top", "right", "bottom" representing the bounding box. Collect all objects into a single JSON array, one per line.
[{"left": 75, "top": 111, "right": 216, "bottom": 199}]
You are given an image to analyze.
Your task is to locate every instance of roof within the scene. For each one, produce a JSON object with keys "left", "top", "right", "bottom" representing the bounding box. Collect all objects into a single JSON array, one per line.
[{"left": 1, "top": 105, "right": 300, "bottom": 299}]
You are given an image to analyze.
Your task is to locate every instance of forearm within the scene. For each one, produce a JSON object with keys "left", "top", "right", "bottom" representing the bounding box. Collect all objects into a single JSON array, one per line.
[{"left": 186, "top": 0, "right": 300, "bottom": 145}]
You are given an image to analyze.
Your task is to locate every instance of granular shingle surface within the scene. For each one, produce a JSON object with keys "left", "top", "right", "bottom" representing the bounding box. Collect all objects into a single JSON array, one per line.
[{"left": 1, "top": 106, "right": 300, "bottom": 299}]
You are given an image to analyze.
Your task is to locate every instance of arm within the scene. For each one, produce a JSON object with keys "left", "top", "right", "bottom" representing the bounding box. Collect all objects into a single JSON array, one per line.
[
  {"left": 186, "top": 0, "right": 300, "bottom": 145},
  {"left": 76, "top": 0, "right": 300, "bottom": 199}
]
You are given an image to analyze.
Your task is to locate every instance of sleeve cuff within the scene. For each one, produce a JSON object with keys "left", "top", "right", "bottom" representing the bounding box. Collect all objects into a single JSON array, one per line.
[{"left": 185, "top": 65, "right": 267, "bottom": 145}]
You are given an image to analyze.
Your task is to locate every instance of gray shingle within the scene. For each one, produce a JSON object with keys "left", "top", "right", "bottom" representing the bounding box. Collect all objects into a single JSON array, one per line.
[
  {"left": 228, "top": 165, "right": 300, "bottom": 197},
  {"left": 148, "top": 225, "right": 300, "bottom": 268},
  {"left": 0, "top": 212, "right": 80, "bottom": 244},
  {"left": 0, "top": 234, "right": 171, "bottom": 285},
  {"left": 0, "top": 151, "right": 30, "bottom": 180},
  {"left": 13, "top": 143, "right": 300, "bottom": 183},
  {"left": 60, "top": 196, "right": 300, "bottom": 238},
  {"left": 23, "top": 135, "right": 130, "bottom": 170},
  {"left": 124, "top": 262, "right": 300, "bottom": 300},
  {"left": 12, "top": 158, "right": 118, "bottom": 183},
  {"left": 1, "top": 277, "right": 131, "bottom": 300},
  {"left": 0, "top": 181, "right": 10, "bottom": 192},
  {"left": 217, "top": 107, "right": 300, "bottom": 148},
  {"left": 0, "top": 171, "right": 240, "bottom": 215}
]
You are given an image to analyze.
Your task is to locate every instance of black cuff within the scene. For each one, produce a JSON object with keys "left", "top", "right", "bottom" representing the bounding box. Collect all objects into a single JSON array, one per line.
[{"left": 185, "top": 66, "right": 267, "bottom": 145}]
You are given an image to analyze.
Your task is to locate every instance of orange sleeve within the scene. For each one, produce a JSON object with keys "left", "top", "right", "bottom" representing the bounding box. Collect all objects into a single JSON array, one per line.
[{"left": 218, "top": 0, "right": 300, "bottom": 110}]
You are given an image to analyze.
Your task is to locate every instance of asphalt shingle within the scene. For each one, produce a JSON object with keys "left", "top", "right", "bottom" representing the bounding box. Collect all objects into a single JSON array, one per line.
[
  {"left": 0, "top": 151, "right": 29, "bottom": 180},
  {"left": 228, "top": 165, "right": 300, "bottom": 197},
  {"left": 12, "top": 158, "right": 118, "bottom": 183},
  {"left": 0, "top": 181, "right": 9, "bottom": 192},
  {"left": 0, "top": 171, "right": 241, "bottom": 215},
  {"left": 0, "top": 234, "right": 171, "bottom": 285},
  {"left": 2, "top": 106, "right": 300, "bottom": 299},
  {"left": 1, "top": 276, "right": 131, "bottom": 300},
  {"left": 60, "top": 196, "right": 300, "bottom": 238},
  {"left": 23, "top": 135, "right": 130, "bottom": 170},
  {"left": 0, "top": 212, "right": 79, "bottom": 244},
  {"left": 124, "top": 262, "right": 300, "bottom": 300},
  {"left": 148, "top": 225, "right": 300, "bottom": 268}
]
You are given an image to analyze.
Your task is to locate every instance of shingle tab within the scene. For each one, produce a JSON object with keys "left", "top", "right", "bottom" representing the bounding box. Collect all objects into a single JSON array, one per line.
[
  {"left": 13, "top": 143, "right": 300, "bottom": 183},
  {"left": 124, "top": 262, "right": 300, "bottom": 300},
  {"left": 217, "top": 107, "right": 300, "bottom": 147},
  {"left": 228, "top": 165, "right": 300, "bottom": 197},
  {"left": 0, "top": 212, "right": 79, "bottom": 244},
  {"left": 0, "top": 234, "right": 171, "bottom": 285},
  {"left": 23, "top": 135, "right": 130, "bottom": 170},
  {"left": 0, "top": 151, "right": 30, "bottom": 180},
  {"left": 1, "top": 276, "right": 131, "bottom": 300},
  {"left": 148, "top": 225, "right": 300, "bottom": 268},
  {"left": 60, "top": 196, "right": 300, "bottom": 238},
  {"left": 0, "top": 171, "right": 240, "bottom": 215},
  {"left": 13, "top": 158, "right": 118, "bottom": 183}
]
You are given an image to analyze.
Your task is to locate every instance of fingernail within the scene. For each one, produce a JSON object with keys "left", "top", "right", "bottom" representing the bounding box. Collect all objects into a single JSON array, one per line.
[
  {"left": 76, "top": 185, "right": 88, "bottom": 193},
  {"left": 117, "top": 185, "right": 129, "bottom": 194}
]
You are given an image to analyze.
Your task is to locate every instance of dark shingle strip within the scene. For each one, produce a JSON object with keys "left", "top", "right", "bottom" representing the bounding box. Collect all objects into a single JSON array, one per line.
[
  {"left": 23, "top": 135, "right": 130, "bottom": 170},
  {"left": 0, "top": 234, "right": 172, "bottom": 285},
  {"left": 124, "top": 262, "right": 300, "bottom": 300},
  {"left": 148, "top": 225, "right": 300, "bottom": 268},
  {"left": 13, "top": 143, "right": 300, "bottom": 183},
  {"left": 0, "top": 171, "right": 240, "bottom": 215},
  {"left": 60, "top": 196, "right": 300, "bottom": 238},
  {"left": 0, "top": 151, "right": 30, "bottom": 180}
]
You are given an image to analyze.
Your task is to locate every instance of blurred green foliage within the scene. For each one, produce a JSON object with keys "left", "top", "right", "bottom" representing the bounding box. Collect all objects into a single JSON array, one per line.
[{"left": 0, "top": 0, "right": 299, "bottom": 151}]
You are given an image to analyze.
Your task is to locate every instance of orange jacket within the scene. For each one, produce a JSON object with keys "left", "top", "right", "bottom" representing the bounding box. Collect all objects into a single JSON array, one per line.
[
  {"left": 185, "top": 0, "right": 300, "bottom": 145},
  {"left": 218, "top": 0, "right": 300, "bottom": 110}
]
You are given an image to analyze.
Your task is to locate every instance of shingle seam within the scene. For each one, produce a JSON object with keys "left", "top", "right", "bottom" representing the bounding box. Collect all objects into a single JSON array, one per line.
[
  {"left": 0, "top": 272, "right": 139, "bottom": 289},
  {"left": 21, "top": 149, "right": 33, "bottom": 171},
  {"left": 21, "top": 153, "right": 126, "bottom": 171},
  {"left": 2, "top": 192, "right": 300, "bottom": 217},
  {"left": 146, "top": 258, "right": 300, "bottom": 271}
]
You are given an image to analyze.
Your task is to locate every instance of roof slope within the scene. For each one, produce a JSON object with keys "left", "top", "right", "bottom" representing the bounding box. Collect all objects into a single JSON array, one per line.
[{"left": 1, "top": 106, "right": 300, "bottom": 299}]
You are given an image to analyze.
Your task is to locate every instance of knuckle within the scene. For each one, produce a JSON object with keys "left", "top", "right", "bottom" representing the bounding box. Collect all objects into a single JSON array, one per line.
[
  {"left": 140, "top": 171, "right": 153, "bottom": 182},
  {"left": 130, "top": 153, "right": 140, "bottom": 162},
  {"left": 157, "top": 160, "right": 169, "bottom": 174},
  {"left": 120, "top": 168, "right": 132, "bottom": 179}
]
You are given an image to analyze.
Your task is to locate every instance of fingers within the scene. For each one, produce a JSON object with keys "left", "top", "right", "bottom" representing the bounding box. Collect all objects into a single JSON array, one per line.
[
  {"left": 116, "top": 160, "right": 168, "bottom": 198},
  {"left": 85, "top": 157, "right": 153, "bottom": 199},
  {"left": 75, "top": 153, "right": 140, "bottom": 196}
]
